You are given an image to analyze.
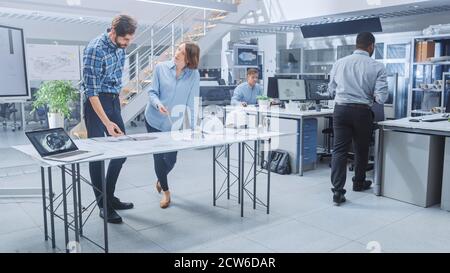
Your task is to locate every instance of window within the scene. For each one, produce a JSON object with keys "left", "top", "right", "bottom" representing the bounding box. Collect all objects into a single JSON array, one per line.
[
  {"left": 387, "top": 44, "right": 407, "bottom": 59},
  {"left": 375, "top": 43, "right": 384, "bottom": 60}
]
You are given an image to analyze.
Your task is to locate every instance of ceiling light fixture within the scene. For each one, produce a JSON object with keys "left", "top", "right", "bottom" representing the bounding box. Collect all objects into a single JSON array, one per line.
[{"left": 66, "top": 0, "right": 81, "bottom": 6}]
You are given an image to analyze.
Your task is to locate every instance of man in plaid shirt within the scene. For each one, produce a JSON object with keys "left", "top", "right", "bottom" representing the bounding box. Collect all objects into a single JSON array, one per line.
[{"left": 83, "top": 14, "right": 137, "bottom": 224}]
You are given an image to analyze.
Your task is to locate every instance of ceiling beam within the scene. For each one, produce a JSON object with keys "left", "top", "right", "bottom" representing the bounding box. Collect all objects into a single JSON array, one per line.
[{"left": 136, "top": 0, "right": 237, "bottom": 12}]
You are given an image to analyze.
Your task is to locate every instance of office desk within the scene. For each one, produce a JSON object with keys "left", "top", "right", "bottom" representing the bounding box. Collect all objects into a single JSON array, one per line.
[
  {"left": 225, "top": 106, "right": 334, "bottom": 175},
  {"left": 375, "top": 116, "right": 450, "bottom": 207},
  {"left": 13, "top": 129, "right": 287, "bottom": 253}
]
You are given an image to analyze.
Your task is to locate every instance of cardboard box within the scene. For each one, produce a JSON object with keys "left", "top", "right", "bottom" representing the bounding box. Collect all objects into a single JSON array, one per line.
[
  {"left": 415, "top": 41, "right": 423, "bottom": 62},
  {"left": 416, "top": 41, "right": 435, "bottom": 62}
]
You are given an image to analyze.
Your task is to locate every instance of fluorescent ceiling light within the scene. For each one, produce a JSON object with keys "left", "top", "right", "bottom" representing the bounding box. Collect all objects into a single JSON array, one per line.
[{"left": 136, "top": 0, "right": 237, "bottom": 12}]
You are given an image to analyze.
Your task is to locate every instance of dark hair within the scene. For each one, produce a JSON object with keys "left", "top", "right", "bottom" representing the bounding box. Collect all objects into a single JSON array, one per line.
[
  {"left": 183, "top": 42, "right": 200, "bottom": 69},
  {"left": 247, "top": 68, "right": 259, "bottom": 76},
  {"left": 111, "top": 14, "right": 137, "bottom": 37},
  {"left": 356, "top": 32, "right": 375, "bottom": 49}
]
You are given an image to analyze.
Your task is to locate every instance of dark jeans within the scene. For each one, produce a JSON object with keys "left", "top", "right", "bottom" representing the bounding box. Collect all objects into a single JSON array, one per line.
[
  {"left": 84, "top": 93, "right": 127, "bottom": 207},
  {"left": 145, "top": 119, "right": 177, "bottom": 192},
  {"left": 331, "top": 104, "right": 374, "bottom": 194}
]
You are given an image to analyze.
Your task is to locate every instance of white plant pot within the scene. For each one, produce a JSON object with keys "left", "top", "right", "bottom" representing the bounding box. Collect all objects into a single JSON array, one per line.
[
  {"left": 48, "top": 112, "right": 65, "bottom": 129},
  {"left": 258, "top": 100, "right": 270, "bottom": 111}
]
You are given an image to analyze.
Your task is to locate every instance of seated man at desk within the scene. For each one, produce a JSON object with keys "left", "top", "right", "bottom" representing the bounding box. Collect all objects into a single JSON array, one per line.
[{"left": 231, "top": 68, "right": 263, "bottom": 106}]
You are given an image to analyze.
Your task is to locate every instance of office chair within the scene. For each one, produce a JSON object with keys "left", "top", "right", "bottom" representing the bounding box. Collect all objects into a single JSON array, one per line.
[
  {"left": 0, "top": 103, "right": 20, "bottom": 131},
  {"left": 218, "top": 78, "right": 226, "bottom": 85},
  {"left": 318, "top": 116, "right": 333, "bottom": 162}
]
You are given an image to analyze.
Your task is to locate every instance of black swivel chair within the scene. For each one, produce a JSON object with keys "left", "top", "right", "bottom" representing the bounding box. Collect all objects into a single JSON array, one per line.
[
  {"left": 318, "top": 116, "right": 334, "bottom": 162},
  {"left": 0, "top": 103, "right": 20, "bottom": 131}
]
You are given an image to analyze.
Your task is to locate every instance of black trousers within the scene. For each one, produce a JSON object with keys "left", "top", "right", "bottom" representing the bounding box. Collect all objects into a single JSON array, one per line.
[
  {"left": 84, "top": 94, "right": 127, "bottom": 207},
  {"left": 331, "top": 104, "right": 374, "bottom": 194},
  {"left": 145, "top": 119, "right": 177, "bottom": 192}
]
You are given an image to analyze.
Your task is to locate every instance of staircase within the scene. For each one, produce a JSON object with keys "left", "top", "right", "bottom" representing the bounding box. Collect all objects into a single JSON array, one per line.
[{"left": 71, "top": 0, "right": 258, "bottom": 138}]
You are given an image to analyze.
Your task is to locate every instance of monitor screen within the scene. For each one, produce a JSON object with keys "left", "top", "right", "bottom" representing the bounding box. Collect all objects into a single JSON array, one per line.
[
  {"left": 200, "top": 86, "right": 235, "bottom": 106},
  {"left": 26, "top": 128, "right": 78, "bottom": 157},
  {"left": 277, "top": 79, "right": 307, "bottom": 101},
  {"left": 267, "top": 77, "right": 279, "bottom": 99},
  {"left": 305, "top": 79, "right": 333, "bottom": 100},
  {"left": 446, "top": 93, "right": 450, "bottom": 113},
  {"left": 235, "top": 46, "right": 258, "bottom": 66}
]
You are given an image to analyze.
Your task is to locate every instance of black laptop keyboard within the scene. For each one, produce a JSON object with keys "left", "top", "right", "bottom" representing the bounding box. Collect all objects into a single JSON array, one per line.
[{"left": 50, "top": 150, "right": 89, "bottom": 159}]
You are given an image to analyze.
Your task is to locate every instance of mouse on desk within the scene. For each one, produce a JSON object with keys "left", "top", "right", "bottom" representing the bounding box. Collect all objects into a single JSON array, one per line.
[{"left": 409, "top": 118, "right": 421, "bottom": 122}]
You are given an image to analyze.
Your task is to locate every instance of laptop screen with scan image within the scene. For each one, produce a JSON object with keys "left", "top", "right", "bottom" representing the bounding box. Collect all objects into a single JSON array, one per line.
[{"left": 26, "top": 128, "right": 78, "bottom": 157}]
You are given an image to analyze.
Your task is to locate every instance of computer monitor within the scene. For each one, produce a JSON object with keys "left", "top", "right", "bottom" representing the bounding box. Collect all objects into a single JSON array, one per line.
[
  {"left": 200, "top": 86, "right": 236, "bottom": 106},
  {"left": 446, "top": 93, "right": 450, "bottom": 113},
  {"left": 305, "top": 79, "right": 333, "bottom": 101},
  {"left": 277, "top": 79, "right": 307, "bottom": 101},
  {"left": 267, "top": 77, "right": 278, "bottom": 99}
]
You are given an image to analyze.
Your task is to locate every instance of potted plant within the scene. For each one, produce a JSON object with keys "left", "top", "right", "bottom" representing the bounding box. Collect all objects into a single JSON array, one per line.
[
  {"left": 257, "top": 95, "right": 270, "bottom": 110},
  {"left": 33, "top": 80, "right": 78, "bottom": 129}
]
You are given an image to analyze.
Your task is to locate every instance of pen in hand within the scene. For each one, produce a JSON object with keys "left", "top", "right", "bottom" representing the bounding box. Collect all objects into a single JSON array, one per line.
[{"left": 158, "top": 104, "right": 173, "bottom": 125}]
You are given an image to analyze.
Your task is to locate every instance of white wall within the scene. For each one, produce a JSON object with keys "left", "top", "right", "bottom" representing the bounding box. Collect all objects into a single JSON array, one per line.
[
  {"left": 257, "top": 34, "right": 277, "bottom": 95},
  {"left": 221, "top": 32, "right": 231, "bottom": 83},
  {"left": 200, "top": 39, "right": 222, "bottom": 69}
]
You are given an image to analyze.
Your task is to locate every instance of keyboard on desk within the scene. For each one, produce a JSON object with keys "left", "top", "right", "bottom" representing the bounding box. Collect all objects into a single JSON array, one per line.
[{"left": 421, "top": 114, "right": 450, "bottom": 122}]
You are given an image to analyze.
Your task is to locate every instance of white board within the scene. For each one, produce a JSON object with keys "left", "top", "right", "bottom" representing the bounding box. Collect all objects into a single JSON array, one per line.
[
  {"left": 0, "top": 25, "right": 29, "bottom": 99},
  {"left": 27, "top": 44, "right": 80, "bottom": 81}
]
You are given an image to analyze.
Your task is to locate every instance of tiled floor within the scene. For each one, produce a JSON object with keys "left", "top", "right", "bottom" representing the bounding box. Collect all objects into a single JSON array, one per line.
[{"left": 1, "top": 126, "right": 450, "bottom": 253}]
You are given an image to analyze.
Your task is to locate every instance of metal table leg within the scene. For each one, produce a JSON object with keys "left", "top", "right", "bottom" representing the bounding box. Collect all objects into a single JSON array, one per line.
[
  {"left": 71, "top": 164, "right": 80, "bottom": 246},
  {"left": 241, "top": 142, "right": 245, "bottom": 217},
  {"left": 101, "top": 161, "right": 109, "bottom": 253},
  {"left": 253, "top": 141, "right": 257, "bottom": 210},
  {"left": 40, "top": 167, "right": 48, "bottom": 241},
  {"left": 213, "top": 146, "right": 216, "bottom": 206},
  {"left": 227, "top": 144, "right": 230, "bottom": 200},
  {"left": 76, "top": 163, "right": 83, "bottom": 236},
  {"left": 299, "top": 118, "right": 304, "bottom": 176},
  {"left": 48, "top": 167, "right": 56, "bottom": 249},
  {"left": 61, "top": 165, "right": 69, "bottom": 253},
  {"left": 238, "top": 143, "right": 241, "bottom": 205},
  {"left": 267, "top": 138, "right": 272, "bottom": 214}
]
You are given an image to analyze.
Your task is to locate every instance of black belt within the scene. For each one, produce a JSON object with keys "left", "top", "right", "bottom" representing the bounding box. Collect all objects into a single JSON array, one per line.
[
  {"left": 98, "top": 92, "right": 119, "bottom": 98},
  {"left": 336, "top": 103, "right": 370, "bottom": 109}
]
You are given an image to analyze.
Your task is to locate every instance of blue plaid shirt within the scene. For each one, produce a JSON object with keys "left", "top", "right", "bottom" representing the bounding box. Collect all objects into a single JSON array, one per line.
[{"left": 83, "top": 32, "right": 126, "bottom": 97}]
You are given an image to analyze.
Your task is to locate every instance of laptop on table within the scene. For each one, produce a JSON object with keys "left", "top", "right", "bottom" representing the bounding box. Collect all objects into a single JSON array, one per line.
[{"left": 25, "top": 128, "right": 102, "bottom": 162}]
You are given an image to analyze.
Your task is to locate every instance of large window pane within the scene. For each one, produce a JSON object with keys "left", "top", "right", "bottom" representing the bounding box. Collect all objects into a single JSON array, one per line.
[
  {"left": 375, "top": 43, "right": 384, "bottom": 59},
  {"left": 386, "top": 63, "right": 405, "bottom": 77},
  {"left": 387, "top": 44, "right": 407, "bottom": 59},
  {"left": 337, "top": 45, "right": 355, "bottom": 59}
]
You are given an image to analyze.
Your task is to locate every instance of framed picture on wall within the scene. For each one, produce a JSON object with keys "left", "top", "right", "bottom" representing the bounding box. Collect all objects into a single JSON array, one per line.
[{"left": 234, "top": 44, "right": 258, "bottom": 67}]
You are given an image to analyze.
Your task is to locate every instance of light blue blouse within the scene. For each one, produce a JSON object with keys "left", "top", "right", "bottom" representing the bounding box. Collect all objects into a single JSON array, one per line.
[{"left": 144, "top": 60, "right": 200, "bottom": 132}]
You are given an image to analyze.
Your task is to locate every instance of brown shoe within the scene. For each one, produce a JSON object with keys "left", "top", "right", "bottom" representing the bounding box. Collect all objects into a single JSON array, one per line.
[
  {"left": 160, "top": 192, "right": 171, "bottom": 209},
  {"left": 156, "top": 181, "right": 162, "bottom": 194}
]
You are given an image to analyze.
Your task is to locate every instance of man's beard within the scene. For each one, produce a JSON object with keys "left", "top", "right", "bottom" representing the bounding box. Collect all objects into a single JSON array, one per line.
[{"left": 115, "top": 37, "right": 127, "bottom": 48}]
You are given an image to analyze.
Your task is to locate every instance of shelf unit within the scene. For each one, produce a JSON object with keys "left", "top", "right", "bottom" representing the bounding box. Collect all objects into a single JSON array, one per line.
[{"left": 408, "top": 34, "right": 450, "bottom": 116}]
